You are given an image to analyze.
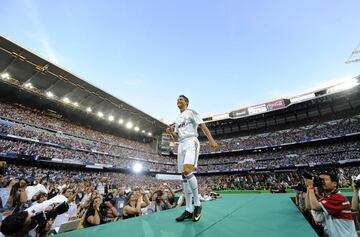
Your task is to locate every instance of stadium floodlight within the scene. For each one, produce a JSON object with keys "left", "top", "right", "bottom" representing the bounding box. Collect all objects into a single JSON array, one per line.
[
  {"left": 141, "top": 130, "right": 145, "bottom": 133},
  {"left": 46, "top": 91, "right": 54, "bottom": 98},
  {"left": 126, "top": 121, "right": 133, "bottom": 129},
  {"left": 62, "top": 97, "right": 70, "bottom": 103},
  {"left": 97, "top": 112, "right": 104, "bottom": 118},
  {"left": 134, "top": 126, "right": 140, "bottom": 132},
  {"left": 86, "top": 107, "right": 92, "bottom": 112},
  {"left": 327, "top": 78, "right": 359, "bottom": 94},
  {"left": 72, "top": 102, "right": 79, "bottom": 107},
  {"left": 24, "top": 82, "right": 33, "bottom": 89},
  {"left": 148, "top": 132, "right": 152, "bottom": 136},
  {"left": 108, "top": 115, "right": 114, "bottom": 122},
  {"left": 118, "top": 118, "right": 124, "bottom": 124},
  {"left": 1, "top": 72, "right": 10, "bottom": 80},
  {"left": 132, "top": 163, "right": 143, "bottom": 173},
  {"left": 63, "top": 97, "right": 70, "bottom": 104}
]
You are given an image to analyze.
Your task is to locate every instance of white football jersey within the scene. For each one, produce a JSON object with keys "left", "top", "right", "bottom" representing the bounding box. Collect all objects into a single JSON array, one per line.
[{"left": 175, "top": 109, "right": 204, "bottom": 141}]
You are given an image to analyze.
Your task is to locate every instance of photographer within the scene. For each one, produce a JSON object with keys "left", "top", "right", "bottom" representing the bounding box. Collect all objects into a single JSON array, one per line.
[
  {"left": 0, "top": 195, "right": 68, "bottom": 237},
  {"left": 293, "top": 181, "right": 306, "bottom": 211},
  {"left": 351, "top": 175, "right": 360, "bottom": 233},
  {"left": 161, "top": 183, "right": 176, "bottom": 208},
  {"left": 305, "top": 171, "right": 356, "bottom": 237},
  {"left": 83, "top": 195, "right": 106, "bottom": 227},
  {"left": 142, "top": 190, "right": 171, "bottom": 215},
  {"left": 122, "top": 191, "right": 143, "bottom": 219},
  {"left": 102, "top": 193, "right": 120, "bottom": 222},
  {"left": 51, "top": 188, "right": 77, "bottom": 232}
]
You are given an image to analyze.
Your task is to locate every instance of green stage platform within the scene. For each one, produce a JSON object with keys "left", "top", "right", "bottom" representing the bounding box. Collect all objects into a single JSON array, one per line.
[{"left": 58, "top": 194, "right": 318, "bottom": 237}]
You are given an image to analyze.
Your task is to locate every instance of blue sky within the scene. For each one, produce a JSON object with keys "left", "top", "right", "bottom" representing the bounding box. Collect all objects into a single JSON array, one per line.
[{"left": 1, "top": 0, "right": 360, "bottom": 124}]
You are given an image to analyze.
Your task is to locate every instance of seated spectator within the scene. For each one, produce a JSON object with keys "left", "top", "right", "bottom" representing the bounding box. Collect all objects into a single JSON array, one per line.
[{"left": 270, "top": 183, "right": 286, "bottom": 193}]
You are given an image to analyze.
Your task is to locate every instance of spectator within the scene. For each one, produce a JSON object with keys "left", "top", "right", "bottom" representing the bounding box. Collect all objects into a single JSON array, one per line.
[
  {"left": 83, "top": 195, "right": 105, "bottom": 227},
  {"left": 123, "top": 191, "right": 143, "bottom": 219},
  {"left": 305, "top": 172, "right": 357, "bottom": 237}
]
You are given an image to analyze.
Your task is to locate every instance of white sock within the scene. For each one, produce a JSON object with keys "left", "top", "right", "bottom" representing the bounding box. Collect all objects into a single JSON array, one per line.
[
  {"left": 186, "top": 173, "right": 201, "bottom": 206},
  {"left": 183, "top": 180, "right": 193, "bottom": 212}
]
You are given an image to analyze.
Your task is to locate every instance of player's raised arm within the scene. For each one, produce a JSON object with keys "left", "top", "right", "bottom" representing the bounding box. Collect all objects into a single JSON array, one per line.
[{"left": 199, "top": 123, "right": 219, "bottom": 152}]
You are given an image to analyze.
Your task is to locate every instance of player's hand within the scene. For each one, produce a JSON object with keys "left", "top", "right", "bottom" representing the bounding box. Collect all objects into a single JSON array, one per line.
[
  {"left": 352, "top": 178, "right": 359, "bottom": 191},
  {"left": 210, "top": 141, "right": 220, "bottom": 152},
  {"left": 165, "top": 127, "right": 173, "bottom": 134}
]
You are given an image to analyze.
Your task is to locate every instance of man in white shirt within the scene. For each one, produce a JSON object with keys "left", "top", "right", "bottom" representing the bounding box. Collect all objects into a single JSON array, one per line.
[
  {"left": 51, "top": 188, "right": 77, "bottom": 232},
  {"left": 1, "top": 195, "right": 68, "bottom": 237},
  {"left": 166, "top": 95, "right": 219, "bottom": 222}
]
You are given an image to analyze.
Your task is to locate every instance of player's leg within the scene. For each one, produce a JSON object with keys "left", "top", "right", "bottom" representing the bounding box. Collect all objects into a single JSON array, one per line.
[
  {"left": 183, "top": 139, "right": 202, "bottom": 222},
  {"left": 176, "top": 143, "right": 193, "bottom": 222}
]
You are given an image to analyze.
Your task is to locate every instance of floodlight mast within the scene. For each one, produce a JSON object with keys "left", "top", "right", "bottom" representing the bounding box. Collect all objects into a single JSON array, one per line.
[{"left": 345, "top": 41, "right": 360, "bottom": 64}]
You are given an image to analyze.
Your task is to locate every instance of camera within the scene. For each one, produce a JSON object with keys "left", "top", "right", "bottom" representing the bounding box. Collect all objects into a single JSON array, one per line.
[
  {"left": 99, "top": 193, "right": 114, "bottom": 216},
  {"left": 301, "top": 171, "right": 324, "bottom": 188},
  {"left": 293, "top": 183, "right": 307, "bottom": 192},
  {"left": 103, "top": 193, "right": 113, "bottom": 202},
  {"left": 210, "top": 192, "right": 220, "bottom": 198},
  {"left": 30, "top": 202, "right": 69, "bottom": 229},
  {"left": 354, "top": 178, "right": 360, "bottom": 189}
]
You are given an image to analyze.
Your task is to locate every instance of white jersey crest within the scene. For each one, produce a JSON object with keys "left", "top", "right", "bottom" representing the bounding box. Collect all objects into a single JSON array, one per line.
[{"left": 175, "top": 109, "right": 204, "bottom": 140}]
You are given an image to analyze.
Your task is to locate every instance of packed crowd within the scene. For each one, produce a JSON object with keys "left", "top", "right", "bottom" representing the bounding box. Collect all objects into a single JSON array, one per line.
[
  {"left": 198, "top": 115, "right": 360, "bottom": 153},
  {"left": 0, "top": 123, "right": 171, "bottom": 163},
  {"left": 0, "top": 163, "right": 359, "bottom": 235},
  {"left": 202, "top": 166, "right": 360, "bottom": 191},
  {"left": 0, "top": 139, "right": 175, "bottom": 172},
  {"left": 1, "top": 134, "right": 360, "bottom": 173},
  {"left": 1, "top": 136, "right": 359, "bottom": 173},
  {"left": 0, "top": 164, "right": 221, "bottom": 236},
  {"left": 1, "top": 102, "right": 360, "bottom": 174},
  {"left": 197, "top": 140, "right": 360, "bottom": 172},
  {"left": 2, "top": 102, "right": 360, "bottom": 163},
  {"left": 0, "top": 163, "right": 359, "bottom": 237},
  {"left": 0, "top": 102, "right": 154, "bottom": 152}
]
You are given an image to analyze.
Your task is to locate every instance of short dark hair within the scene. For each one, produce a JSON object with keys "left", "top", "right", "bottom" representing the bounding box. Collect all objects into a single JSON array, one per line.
[
  {"left": 320, "top": 171, "right": 339, "bottom": 183},
  {"left": 62, "top": 187, "right": 74, "bottom": 195},
  {"left": 0, "top": 211, "right": 29, "bottom": 236},
  {"left": 179, "top": 95, "right": 189, "bottom": 106}
]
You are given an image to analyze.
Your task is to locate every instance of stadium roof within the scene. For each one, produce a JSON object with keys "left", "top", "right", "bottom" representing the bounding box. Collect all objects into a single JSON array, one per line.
[
  {"left": 0, "top": 35, "right": 167, "bottom": 137},
  {"left": 201, "top": 75, "right": 360, "bottom": 137}
]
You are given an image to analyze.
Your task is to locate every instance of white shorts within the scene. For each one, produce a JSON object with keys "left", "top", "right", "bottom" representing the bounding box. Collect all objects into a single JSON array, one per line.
[{"left": 177, "top": 137, "right": 200, "bottom": 173}]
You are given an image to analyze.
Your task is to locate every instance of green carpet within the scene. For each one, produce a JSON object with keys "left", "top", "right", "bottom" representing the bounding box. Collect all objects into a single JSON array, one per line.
[{"left": 57, "top": 194, "right": 318, "bottom": 237}]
